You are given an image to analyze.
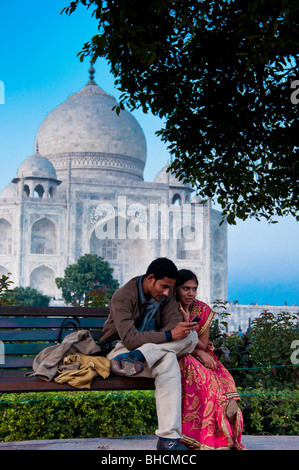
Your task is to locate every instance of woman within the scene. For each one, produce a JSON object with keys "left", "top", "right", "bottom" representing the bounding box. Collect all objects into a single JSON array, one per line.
[{"left": 176, "top": 269, "right": 246, "bottom": 450}]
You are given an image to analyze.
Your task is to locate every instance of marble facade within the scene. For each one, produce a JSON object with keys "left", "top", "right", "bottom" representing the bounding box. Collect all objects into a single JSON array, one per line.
[{"left": 0, "top": 69, "right": 227, "bottom": 303}]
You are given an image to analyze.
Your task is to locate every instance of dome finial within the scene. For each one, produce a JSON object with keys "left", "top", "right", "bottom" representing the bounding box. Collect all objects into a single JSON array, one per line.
[{"left": 89, "top": 60, "right": 95, "bottom": 81}]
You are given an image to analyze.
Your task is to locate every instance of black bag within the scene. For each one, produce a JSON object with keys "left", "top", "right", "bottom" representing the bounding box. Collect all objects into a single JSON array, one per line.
[{"left": 58, "top": 316, "right": 81, "bottom": 343}]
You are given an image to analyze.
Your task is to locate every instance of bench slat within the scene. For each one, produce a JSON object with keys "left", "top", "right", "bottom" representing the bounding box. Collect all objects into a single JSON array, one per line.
[
  {"left": 0, "top": 318, "right": 106, "bottom": 328},
  {"left": 0, "top": 306, "right": 109, "bottom": 317},
  {"left": 4, "top": 342, "right": 55, "bottom": 355},
  {"left": 0, "top": 374, "right": 155, "bottom": 393},
  {"left": 0, "top": 329, "right": 102, "bottom": 341},
  {"left": 1, "top": 356, "right": 34, "bottom": 368}
]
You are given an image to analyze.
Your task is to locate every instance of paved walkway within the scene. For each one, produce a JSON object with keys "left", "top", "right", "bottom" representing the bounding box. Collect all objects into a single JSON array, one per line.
[{"left": 0, "top": 435, "right": 298, "bottom": 450}]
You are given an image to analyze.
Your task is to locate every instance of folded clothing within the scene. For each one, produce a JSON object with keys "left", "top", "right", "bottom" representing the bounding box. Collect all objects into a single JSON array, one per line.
[
  {"left": 54, "top": 353, "right": 110, "bottom": 389},
  {"left": 54, "top": 365, "right": 98, "bottom": 389}
]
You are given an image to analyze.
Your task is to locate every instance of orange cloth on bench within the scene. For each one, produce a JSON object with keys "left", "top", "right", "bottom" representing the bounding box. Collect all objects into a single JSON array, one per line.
[{"left": 55, "top": 353, "right": 110, "bottom": 389}]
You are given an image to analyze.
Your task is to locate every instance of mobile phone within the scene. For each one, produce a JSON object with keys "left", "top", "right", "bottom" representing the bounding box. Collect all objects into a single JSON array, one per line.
[{"left": 192, "top": 316, "right": 201, "bottom": 323}]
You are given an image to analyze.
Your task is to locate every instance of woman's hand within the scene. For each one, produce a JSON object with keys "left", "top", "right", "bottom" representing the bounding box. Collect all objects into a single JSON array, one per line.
[
  {"left": 178, "top": 302, "right": 189, "bottom": 322},
  {"left": 193, "top": 349, "right": 218, "bottom": 370}
]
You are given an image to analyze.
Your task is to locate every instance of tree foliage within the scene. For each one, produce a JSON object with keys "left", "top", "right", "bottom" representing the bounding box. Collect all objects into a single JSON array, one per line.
[
  {"left": 63, "top": 0, "right": 299, "bottom": 224},
  {"left": 9, "top": 286, "right": 51, "bottom": 307},
  {"left": 0, "top": 274, "right": 15, "bottom": 306},
  {"left": 0, "top": 274, "right": 50, "bottom": 306},
  {"left": 55, "top": 254, "right": 119, "bottom": 305}
]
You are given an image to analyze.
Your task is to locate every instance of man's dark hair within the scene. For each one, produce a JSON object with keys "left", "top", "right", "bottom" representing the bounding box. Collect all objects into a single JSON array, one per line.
[{"left": 145, "top": 258, "right": 178, "bottom": 281}]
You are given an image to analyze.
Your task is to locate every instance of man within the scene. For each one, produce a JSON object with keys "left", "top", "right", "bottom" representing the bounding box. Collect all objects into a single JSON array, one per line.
[{"left": 99, "top": 258, "right": 198, "bottom": 450}]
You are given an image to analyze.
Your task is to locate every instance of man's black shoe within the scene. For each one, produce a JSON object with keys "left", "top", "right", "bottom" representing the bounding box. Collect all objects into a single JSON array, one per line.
[
  {"left": 157, "top": 437, "right": 190, "bottom": 450},
  {"left": 110, "top": 350, "right": 144, "bottom": 376}
]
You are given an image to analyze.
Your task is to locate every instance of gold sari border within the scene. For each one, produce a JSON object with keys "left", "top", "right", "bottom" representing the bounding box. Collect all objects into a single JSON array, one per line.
[{"left": 198, "top": 309, "right": 216, "bottom": 338}]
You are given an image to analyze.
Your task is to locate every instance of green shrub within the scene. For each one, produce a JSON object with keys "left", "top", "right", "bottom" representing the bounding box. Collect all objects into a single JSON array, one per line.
[
  {"left": 211, "top": 305, "right": 299, "bottom": 389},
  {"left": 248, "top": 311, "right": 299, "bottom": 388},
  {"left": 0, "top": 391, "right": 157, "bottom": 442},
  {"left": 239, "top": 388, "right": 299, "bottom": 436},
  {"left": 0, "top": 388, "right": 298, "bottom": 442},
  {"left": 218, "top": 332, "right": 255, "bottom": 388}
]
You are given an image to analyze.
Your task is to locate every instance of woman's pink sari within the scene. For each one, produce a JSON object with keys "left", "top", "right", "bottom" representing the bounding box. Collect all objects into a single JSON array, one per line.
[{"left": 179, "top": 300, "right": 246, "bottom": 450}]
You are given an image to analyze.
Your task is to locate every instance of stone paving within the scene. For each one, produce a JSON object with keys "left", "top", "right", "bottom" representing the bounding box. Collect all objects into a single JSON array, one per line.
[{"left": 0, "top": 435, "right": 298, "bottom": 450}]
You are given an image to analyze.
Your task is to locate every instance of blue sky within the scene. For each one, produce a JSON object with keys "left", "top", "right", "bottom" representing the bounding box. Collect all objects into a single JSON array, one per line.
[{"left": 0, "top": 0, "right": 298, "bottom": 305}]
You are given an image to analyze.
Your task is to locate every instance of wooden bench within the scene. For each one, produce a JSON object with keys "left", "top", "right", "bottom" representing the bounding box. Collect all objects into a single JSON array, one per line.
[{"left": 0, "top": 306, "right": 155, "bottom": 393}]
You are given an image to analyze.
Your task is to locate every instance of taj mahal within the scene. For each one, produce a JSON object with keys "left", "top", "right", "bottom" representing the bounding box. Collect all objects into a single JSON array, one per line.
[{"left": 0, "top": 64, "right": 227, "bottom": 303}]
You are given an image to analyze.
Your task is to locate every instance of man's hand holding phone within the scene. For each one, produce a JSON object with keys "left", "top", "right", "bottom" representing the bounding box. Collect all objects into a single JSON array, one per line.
[{"left": 171, "top": 320, "right": 198, "bottom": 340}]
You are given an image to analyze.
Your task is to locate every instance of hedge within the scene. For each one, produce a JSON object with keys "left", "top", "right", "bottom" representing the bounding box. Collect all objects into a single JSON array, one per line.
[
  {"left": 0, "top": 390, "right": 156, "bottom": 442},
  {"left": 239, "top": 388, "right": 299, "bottom": 436},
  {"left": 0, "top": 388, "right": 298, "bottom": 442}
]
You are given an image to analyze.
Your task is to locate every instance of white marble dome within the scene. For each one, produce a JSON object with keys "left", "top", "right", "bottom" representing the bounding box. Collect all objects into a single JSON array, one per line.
[
  {"left": 16, "top": 152, "right": 57, "bottom": 180},
  {"left": 34, "top": 74, "right": 147, "bottom": 182}
]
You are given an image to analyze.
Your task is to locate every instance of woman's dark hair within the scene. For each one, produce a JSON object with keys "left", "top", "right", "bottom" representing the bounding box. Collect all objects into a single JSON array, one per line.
[
  {"left": 145, "top": 258, "right": 178, "bottom": 280},
  {"left": 175, "top": 269, "right": 198, "bottom": 289}
]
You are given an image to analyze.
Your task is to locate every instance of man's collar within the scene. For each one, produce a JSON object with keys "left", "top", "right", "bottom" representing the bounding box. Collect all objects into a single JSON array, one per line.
[{"left": 137, "top": 275, "right": 147, "bottom": 304}]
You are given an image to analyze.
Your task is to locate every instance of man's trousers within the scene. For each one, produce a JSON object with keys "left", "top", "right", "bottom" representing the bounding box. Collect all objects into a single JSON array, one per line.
[{"left": 107, "top": 331, "right": 198, "bottom": 439}]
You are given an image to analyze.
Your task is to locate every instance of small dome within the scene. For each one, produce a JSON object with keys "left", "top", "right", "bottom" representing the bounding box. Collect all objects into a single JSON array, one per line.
[
  {"left": 16, "top": 152, "right": 57, "bottom": 180},
  {"left": 191, "top": 195, "right": 202, "bottom": 204},
  {"left": 154, "top": 165, "right": 190, "bottom": 187},
  {"left": 0, "top": 182, "right": 18, "bottom": 200}
]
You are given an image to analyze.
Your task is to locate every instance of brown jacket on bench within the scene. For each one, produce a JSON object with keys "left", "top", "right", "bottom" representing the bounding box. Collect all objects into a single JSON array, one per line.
[{"left": 27, "top": 330, "right": 103, "bottom": 382}]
